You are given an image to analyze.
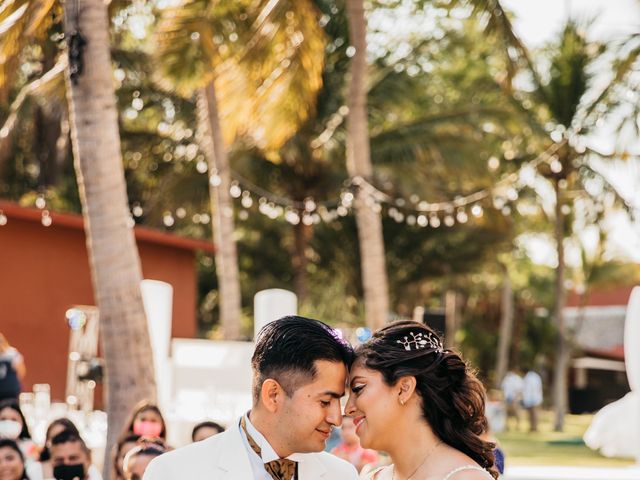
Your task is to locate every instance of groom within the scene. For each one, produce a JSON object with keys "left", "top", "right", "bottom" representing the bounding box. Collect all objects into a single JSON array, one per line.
[{"left": 144, "top": 315, "right": 358, "bottom": 479}]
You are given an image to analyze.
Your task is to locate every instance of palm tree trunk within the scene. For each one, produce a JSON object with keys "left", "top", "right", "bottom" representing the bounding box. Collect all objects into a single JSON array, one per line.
[
  {"left": 345, "top": 0, "right": 389, "bottom": 330},
  {"left": 552, "top": 178, "right": 569, "bottom": 431},
  {"left": 62, "top": 0, "right": 156, "bottom": 475},
  {"left": 197, "top": 81, "right": 242, "bottom": 340},
  {"left": 292, "top": 222, "right": 313, "bottom": 302},
  {"left": 494, "top": 263, "right": 514, "bottom": 389}
]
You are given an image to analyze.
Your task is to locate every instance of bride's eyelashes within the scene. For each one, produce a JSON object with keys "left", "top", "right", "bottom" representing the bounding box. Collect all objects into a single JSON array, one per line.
[{"left": 351, "top": 384, "right": 365, "bottom": 395}]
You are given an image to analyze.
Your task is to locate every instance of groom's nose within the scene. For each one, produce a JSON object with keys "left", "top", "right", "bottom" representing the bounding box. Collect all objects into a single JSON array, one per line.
[{"left": 326, "top": 399, "right": 343, "bottom": 426}]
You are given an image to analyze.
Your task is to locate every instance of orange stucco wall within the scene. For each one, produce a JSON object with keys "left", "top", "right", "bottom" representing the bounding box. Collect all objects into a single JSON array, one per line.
[{"left": 0, "top": 215, "right": 199, "bottom": 403}]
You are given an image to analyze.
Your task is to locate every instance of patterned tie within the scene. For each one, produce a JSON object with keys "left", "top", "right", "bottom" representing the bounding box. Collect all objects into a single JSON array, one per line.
[{"left": 241, "top": 416, "right": 297, "bottom": 480}]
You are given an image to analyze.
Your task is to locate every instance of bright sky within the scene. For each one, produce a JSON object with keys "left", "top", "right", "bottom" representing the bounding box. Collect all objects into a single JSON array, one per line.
[{"left": 501, "top": 0, "right": 640, "bottom": 264}]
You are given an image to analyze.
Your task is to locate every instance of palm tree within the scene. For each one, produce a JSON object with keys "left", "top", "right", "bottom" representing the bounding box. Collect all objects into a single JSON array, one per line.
[
  {"left": 153, "top": 0, "right": 326, "bottom": 337},
  {"left": 344, "top": 0, "right": 389, "bottom": 329},
  {"left": 1, "top": 0, "right": 157, "bottom": 471},
  {"left": 516, "top": 21, "right": 638, "bottom": 430},
  {"left": 62, "top": 0, "right": 157, "bottom": 474}
]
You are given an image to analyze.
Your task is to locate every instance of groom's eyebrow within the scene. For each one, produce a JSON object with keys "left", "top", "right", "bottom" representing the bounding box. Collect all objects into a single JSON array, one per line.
[{"left": 319, "top": 390, "right": 344, "bottom": 398}]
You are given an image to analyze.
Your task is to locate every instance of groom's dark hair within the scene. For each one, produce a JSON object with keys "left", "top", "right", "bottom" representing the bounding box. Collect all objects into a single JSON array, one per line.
[{"left": 251, "top": 315, "right": 354, "bottom": 403}]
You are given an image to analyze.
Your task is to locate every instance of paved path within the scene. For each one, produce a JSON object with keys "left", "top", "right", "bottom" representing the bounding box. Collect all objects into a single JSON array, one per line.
[{"left": 504, "top": 465, "right": 640, "bottom": 480}]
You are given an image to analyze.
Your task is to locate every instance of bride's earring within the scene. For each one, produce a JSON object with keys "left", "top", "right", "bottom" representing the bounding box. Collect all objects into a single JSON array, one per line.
[{"left": 399, "top": 398, "right": 406, "bottom": 406}]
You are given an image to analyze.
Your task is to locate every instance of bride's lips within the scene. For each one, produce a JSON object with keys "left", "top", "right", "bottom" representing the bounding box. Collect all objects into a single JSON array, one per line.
[{"left": 353, "top": 415, "right": 365, "bottom": 432}]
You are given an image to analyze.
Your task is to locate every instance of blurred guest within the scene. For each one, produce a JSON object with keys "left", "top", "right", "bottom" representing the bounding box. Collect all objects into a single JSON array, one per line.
[
  {"left": 0, "top": 335, "right": 26, "bottom": 403},
  {"left": 122, "top": 402, "right": 166, "bottom": 441},
  {"left": 122, "top": 445, "right": 165, "bottom": 480},
  {"left": 49, "top": 431, "right": 101, "bottom": 480},
  {"left": 0, "top": 439, "right": 29, "bottom": 480},
  {"left": 190, "top": 422, "right": 224, "bottom": 443},
  {"left": 331, "top": 416, "right": 379, "bottom": 472},
  {"left": 501, "top": 371, "right": 523, "bottom": 431},
  {"left": 522, "top": 369, "right": 543, "bottom": 432},
  {"left": 0, "top": 400, "right": 37, "bottom": 461},
  {"left": 113, "top": 435, "right": 141, "bottom": 480},
  {"left": 39, "top": 419, "right": 81, "bottom": 479}
]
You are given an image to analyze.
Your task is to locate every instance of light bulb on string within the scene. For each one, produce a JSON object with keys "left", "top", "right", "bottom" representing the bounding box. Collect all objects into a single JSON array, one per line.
[
  {"left": 471, "top": 204, "right": 484, "bottom": 217},
  {"left": 444, "top": 215, "right": 455, "bottom": 227},
  {"left": 417, "top": 214, "right": 428, "bottom": 227},
  {"left": 406, "top": 215, "right": 416, "bottom": 226},
  {"left": 550, "top": 157, "right": 563, "bottom": 173},
  {"left": 209, "top": 173, "right": 222, "bottom": 187},
  {"left": 241, "top": 192, "right": 253, "bottom": 208},
  {"left": 132, "top": 204, "right": 144, "bottom": 217},
  {"left": 163, "top": 212, "right": 175, "bottom": 227},
  {"left": 176, "top": 207, "right": 187, "bottom": 219},
  {"left": 429, "top": 214, "right": 441, "bottom": 228},
  {"left": 341, "top": 191, "right": 354, "bottom": 207},
  {"left": 35, "top": 196, "right": 46, "bottom": 209},
  {"left": 196, "top": 160, "right": 208, "bottom": 173},
  {"left": 304, "top": 198, "right": 317, "bottom": 212},
  {"left": 337, "top": 206, "right": 348, "bottom": 217},
  {"left": 41, "top": 210, "right": 52, "bottom": 227},
  {"left": 192, "top": 214, "right": 201, "bottom": 223},
  {"left": 456, "top": 209, "right": 468, "bottom": 224},
  {"left": 506, "top": 187, "right": 519, "bottom": 201},
  {"left": 0, "top": 211, "right": 6, "bottom": 226},
  {"left": 230, "top": 183, "right": 242, "bottom": 198},
  {"left": 238, "top": 210, "right": 249, "bottom": 221},
  {"left": 302, "top": 213, "right": 313, "bottom": 225},
  {"left": 126, "top": 215, "right": 135, "bottom": 228},
  {"left": 501, "top": 206, "right": 511, "bottom": 216},
  {"left": 285, "top": 209, "right": 301, "bottom": 225},
  {"left": 201, "top": 213, "right": 211, "bottom": 224}
]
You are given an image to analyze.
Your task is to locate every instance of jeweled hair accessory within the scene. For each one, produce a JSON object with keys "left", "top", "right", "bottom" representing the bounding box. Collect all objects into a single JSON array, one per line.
[{"left": 396, "top": 331, "right": 443, "bottom": 352}]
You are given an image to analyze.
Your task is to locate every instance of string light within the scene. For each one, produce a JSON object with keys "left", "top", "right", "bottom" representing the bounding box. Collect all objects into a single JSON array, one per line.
[
  {"left": 41, "top": 210, "right": 52, "bottom": 227},
  {"left": 0, "top": 210, "right": 7, "bottom": 226},
  {"left": 9, "top": 140, "right": 567, "bottom": 231}
]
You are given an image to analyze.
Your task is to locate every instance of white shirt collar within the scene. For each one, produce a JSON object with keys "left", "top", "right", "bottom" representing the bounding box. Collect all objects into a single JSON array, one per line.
[{"left": 243, "top": 411, "right": 306, "bottom": 463}]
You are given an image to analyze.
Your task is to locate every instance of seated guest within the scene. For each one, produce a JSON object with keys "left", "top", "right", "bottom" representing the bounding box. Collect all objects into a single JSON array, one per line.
[
  {"left": 113, "top": 435, "right": 141, "bottom": 480},
  {"left": 0, "top": 399, "right": 37, "bottom": 461},
  {"left": 121, "top": 402, "right": 166, "bottom": 441},
  {"left": 190, "top": 421, "right": 225, "bottom": 443},
  {"left": 0, "top": 438, "right": 29, "bottom": 480},
  {"left": 39, "top": 419, "right": 81, "bottom": 479},
  {"left": 49, "top": 430, "right": 101, "bottom": 480},
  {"left": 122, "top": 445, "right": 165, "bottom": 480}
]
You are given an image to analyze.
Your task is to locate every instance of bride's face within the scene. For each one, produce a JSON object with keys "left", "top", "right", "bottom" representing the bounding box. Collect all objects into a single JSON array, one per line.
[{"left": 345, "top": 360, "right": 401, "bottom": 451}]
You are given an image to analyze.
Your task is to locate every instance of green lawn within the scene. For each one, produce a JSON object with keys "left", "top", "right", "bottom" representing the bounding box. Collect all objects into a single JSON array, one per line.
[{"left": 496, "top": 410, "right": 635, "bottom": 467}]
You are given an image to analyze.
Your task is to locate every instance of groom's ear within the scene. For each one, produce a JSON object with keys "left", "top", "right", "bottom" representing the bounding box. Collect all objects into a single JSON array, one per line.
[{"left": 260, "top": 378, "right": 285, "bottom": 413}]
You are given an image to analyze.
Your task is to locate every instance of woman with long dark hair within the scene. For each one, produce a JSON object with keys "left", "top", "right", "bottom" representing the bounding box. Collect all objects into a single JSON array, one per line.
[
  {"left": 0, "top": 438, "right": 29, "bottom": 480},
  {"left": 345, "top": 321, "right": 497, "bottom": 480}
]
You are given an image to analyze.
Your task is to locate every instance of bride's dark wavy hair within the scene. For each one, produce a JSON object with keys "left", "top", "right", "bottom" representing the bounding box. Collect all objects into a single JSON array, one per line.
[{"left": 356, "top": 320, "right": 498, "bottom": 479}]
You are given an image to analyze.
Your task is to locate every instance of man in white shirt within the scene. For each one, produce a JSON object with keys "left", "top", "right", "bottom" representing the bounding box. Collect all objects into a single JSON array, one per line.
[
  {"left": 501, "top": 371, "right": 523, "bottom": 431},
  {"left": 522, "top": 370, "right": 543, "bottom": 432},
  {"left": 144, "top": 316, "right": 358, "bottom": 480}
]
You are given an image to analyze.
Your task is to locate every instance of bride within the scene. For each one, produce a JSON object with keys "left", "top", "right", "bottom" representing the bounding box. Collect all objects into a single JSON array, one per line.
[{"left": 345, "top": 321, "right": 497, "bottom": 480}]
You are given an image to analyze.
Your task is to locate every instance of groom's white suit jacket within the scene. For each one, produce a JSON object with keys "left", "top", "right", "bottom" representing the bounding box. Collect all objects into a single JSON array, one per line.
[{"left": 143, "top": 418, "right": 358, "bottom": 480}]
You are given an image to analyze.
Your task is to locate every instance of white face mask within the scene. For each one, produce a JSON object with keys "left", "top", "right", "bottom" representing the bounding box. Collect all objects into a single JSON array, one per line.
[{"left": 0, "top": 419, "right": 22, "bottom": 439}]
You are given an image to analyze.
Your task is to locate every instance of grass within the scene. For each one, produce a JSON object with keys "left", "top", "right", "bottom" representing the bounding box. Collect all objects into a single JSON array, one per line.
[{"left": 496, "top": 410, "right": 635, "bottom": 467}]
